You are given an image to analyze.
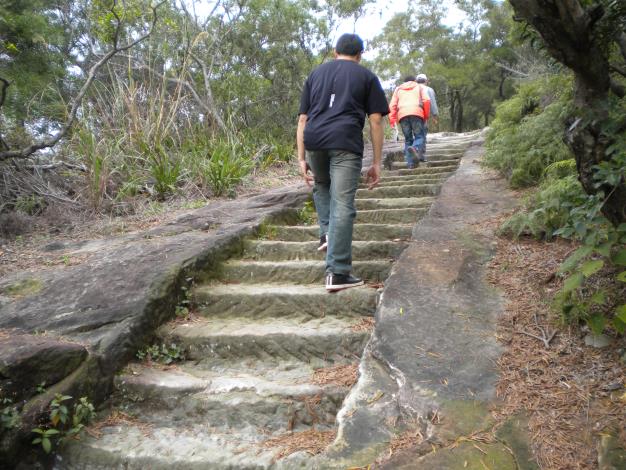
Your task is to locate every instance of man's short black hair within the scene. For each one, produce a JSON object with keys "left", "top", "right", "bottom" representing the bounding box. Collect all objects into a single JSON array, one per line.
[
  {"left": 403, "top": 75, "right": 416, "bottom": 83},
  {"left": 335, "top": 34, "right": 364, "bottom": 56}
]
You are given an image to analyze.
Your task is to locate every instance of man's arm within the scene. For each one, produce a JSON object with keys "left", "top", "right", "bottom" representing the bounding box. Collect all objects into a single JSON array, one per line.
[
  {"left": 365, "top": 113, "right": 384, "bottom": 189},
  {"left": 296, "top": 114, "right": 313, "bottom": 187}
]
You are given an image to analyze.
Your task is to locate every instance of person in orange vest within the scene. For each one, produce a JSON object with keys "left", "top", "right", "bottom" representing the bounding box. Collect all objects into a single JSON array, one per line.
[{"left": 388, "top": 76, "right": 431, "bottom": 169}]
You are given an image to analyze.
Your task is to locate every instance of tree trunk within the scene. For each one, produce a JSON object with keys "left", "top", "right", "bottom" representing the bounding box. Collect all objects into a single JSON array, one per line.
[
  {"left": 454, "top": 90, "right": 463, "bottom": 133},
  {"left": 509, "top": 0, "right": 626, "bottom": 226},
  {"left": 448, "top": 88, "right": 456, "bottom": 132}
]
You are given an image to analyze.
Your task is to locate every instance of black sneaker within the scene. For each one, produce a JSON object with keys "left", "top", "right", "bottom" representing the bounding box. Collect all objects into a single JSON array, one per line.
[
  {"left": 317, "top": 234, "right": 328, "bottom": 252},
  {"left": 325, "top": 273, "right": 364, "bottom": 292}
]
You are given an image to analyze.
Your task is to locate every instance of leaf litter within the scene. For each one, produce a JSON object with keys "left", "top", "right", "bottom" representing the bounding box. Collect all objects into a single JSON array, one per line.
[{"left": 486, "top": 230, "right": 625, "bottom": 470}]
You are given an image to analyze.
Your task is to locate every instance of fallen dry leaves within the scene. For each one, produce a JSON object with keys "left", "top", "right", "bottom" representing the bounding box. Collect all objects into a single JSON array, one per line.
[
  {"left": 311, "top": 363, "right": 359, "bottom": 388},
  {"left": 487, "top": 233, "right": 625, "bottom": 470},
  {"left": 259, "top": 428, "right": 337, "bottom": 461},
  {"left": 351, "top": 317, "right": 375, "bottom": 332},
  {"left": 85, "top": 410, "right": 152, "bottom": 439}
]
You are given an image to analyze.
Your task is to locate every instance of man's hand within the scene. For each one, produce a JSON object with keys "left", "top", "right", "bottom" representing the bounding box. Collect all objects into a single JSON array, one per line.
[
  {"left": 432, "top": 116, "right": 439, "bottom": 126},
  {"left": 365, "top": 164, "right": 381, "bottom": 189},
  {"left": 299, "top": 159, "right": 313, "bottom": 187}
]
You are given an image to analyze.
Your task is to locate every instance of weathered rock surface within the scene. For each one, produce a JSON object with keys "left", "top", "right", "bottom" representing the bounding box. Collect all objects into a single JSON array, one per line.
[
  {"left": 0, "top": 335, "right": 87, "bottom": 399},
  {"left": 0, "top": 185, "right": 310, "bottom": 466}
]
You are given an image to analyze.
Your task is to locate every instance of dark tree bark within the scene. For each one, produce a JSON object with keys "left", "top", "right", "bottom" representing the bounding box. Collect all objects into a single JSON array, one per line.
[
  {"left": 454, "top": 90, "right": 463, "bottom": 133},
  {"left": 509, "top": 0, "right": 626, "bottom": 226}
]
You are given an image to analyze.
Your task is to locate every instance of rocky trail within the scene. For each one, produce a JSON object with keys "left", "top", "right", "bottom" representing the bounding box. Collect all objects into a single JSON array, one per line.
[{"left": 55, "top": 133, "right": 479, "bottom": 469}]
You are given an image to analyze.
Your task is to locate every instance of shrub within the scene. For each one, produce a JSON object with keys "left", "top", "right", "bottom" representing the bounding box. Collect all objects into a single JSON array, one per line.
[
  {"left": 499, "top": 175, "right": 587, "bottom": 240},
  {"left": 200, "top": 140, "right": 252, "bottom": 197},
  {"left": 484, "top": 74, "right": 574, "bottom": 188}
]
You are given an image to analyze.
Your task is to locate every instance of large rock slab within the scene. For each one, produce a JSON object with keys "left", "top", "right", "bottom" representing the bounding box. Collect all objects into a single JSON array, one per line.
[
  {"left": 0, "top": 334, "right": 87, "bottom": 399},
  {"left": 0, "top": 184, "right": 310, "bottom": 466}
]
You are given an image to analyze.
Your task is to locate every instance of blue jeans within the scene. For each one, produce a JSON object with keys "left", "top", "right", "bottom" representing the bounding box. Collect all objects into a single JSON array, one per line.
[
  {"left": 306, "top": 150, "right": 362, "bottom": 275},
  {"left": 400, "top": 115, "right": 425, "bottom": 168}
]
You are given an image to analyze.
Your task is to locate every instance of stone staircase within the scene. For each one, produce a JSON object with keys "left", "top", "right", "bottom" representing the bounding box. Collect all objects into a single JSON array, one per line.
[{"left": 57, "top": 133, "right": 478, "bottom": 469}]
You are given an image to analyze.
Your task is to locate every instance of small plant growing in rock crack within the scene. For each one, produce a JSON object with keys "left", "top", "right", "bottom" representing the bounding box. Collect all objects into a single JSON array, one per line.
[
  {"left": 174, "top": 285, "right": 193, "bottom": 320},
  {"left": 36, "top": 381, "right": 47, "bottom": 394},
  {"left": 136, "top": 343, "right": 185, "bottom": 364},
  {"left": 297, "top": 200, "right": 316, "bottom": 225},
  {"left": 257, "top": 223, "right": 277, "bottom": 240},
  {"left": 31, "top": 394, "right": 95, "bottom": 454}
]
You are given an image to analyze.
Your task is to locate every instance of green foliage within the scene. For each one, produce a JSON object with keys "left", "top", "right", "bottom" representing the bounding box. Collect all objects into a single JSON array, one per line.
[
  {"left": 498, "top": 176, "right": 587, "bottom": 240},
  {"left": 494, "top": 73, "right": 626, "bottom": 334},
  {"left": 485, "top": 75, "right": 575, "bottom": 188},
  {"left": 174, "top": 286, "right": 191, "bottom": 319},
  {"left": 136, "top": 343, "right": 185, "bottom": 364},
  {"left": 31, "top": 394, "right": 95, "bottom": 454},
  {"left": 0, "top": 0, "right": 68, "bottom": 133},
  {"left": 1, "top": 398, "right": 20, "bottom": 431},
  {"left": 31, "top": 427, "right": 60, "bottom": 454},
  {"left": 199, "top": 140, "right": 252, "bottom": 198},
  {"left": 15, "top": 195, "right": 45, "bottom": 215},
  {"left": 49, "top": 394, "right": 72, "bottom": 428},
  {"left": 147, "top": 149, "right": 182, "bottom": 200},
  {"left": 297, "top": 200, "right": 316, "bottom": 225},
  {"left": 257, "top": 223, "right": 278, "bottom": 240}
]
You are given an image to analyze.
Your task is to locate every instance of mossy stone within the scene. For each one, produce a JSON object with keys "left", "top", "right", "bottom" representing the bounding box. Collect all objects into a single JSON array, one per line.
[{"left": 2, "top": 278, "right": 43, "bottom": 298}]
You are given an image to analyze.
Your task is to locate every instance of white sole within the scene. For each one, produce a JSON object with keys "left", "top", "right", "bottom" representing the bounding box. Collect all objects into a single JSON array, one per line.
[{"left": 325, "top": 280, "right": 364, "bottom": 292}]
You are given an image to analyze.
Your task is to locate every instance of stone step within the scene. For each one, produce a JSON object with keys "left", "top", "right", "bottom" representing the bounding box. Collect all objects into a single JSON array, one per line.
[
  {"left": 192, "top": 282, "right": 378, "bottom": 318},
  {"left": 360, "top": 177, "right": 442, "bottom": 189},
  {"left": 158, "top": 315, "right": 371, "bottom": 362},
  {"left": 390, "top": 159, "right": 459, "bottom": 170},
  {"left": 356, "top": 183, "right": 440, "bottom": 199},
  {"left": 385, "top": 151, "right": 464, "bottom": 161},
  {"left": 357, "top": 207, "right": 428, "bottom": 224},
  {"left": 59, "top": 423, "right": 281, "bottom": 469},
  {"left": 113, "top": 363, "right": 346, "bottom": 431},
  {"left": 216, "top": 259, "right": 392, "bottom": 284},
  {"left": 241, "top": 240, "right": 407, "bottom": 261},
  {"left": 268, "top": 223, "right": 413, "bottom": 241},
  {"left": 386, "top": 164, "right": 458, "bottom": 176},
  {"left": 355, "top": 197, "right": 434, "bottom": 210},
  {"left": 378, "top": 173, "right": 452, "bottom": 183},
  {"left": 379, "top": 165, "right": 456, "bottom": 176}
]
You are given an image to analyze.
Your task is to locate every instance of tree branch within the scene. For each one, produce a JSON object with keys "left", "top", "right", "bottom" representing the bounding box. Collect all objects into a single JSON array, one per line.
[
  {"left": 494, "top": 61, "right": 529, "bottom": 77},
  {"left": 0, "top": 1, "right": 165, "bottom": 161},
  {"left": 0, "top": 77, "right": 9, "bottom": 109}
]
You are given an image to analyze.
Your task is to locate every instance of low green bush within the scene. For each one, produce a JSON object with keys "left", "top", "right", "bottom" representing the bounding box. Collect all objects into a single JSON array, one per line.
[
  {"left": 499, "top": 175, "right": 587, "bottom": 240},
  {"left": 484, "top": 74, "right": 574, "bottom": 188}
]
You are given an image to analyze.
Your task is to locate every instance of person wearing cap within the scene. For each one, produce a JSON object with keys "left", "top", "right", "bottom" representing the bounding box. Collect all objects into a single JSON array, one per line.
[
  {"left": 416, "top": 73, "right": 438, "bottom": 162},
  {"left": 297, "top": 33, "right": 389, "bottom": 292},
  {"left": 388, "top": 75, "right": 431, "bottom": 169}
]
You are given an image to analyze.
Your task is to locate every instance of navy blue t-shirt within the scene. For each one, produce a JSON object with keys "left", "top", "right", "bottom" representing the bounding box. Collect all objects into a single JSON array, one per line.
[{"left": 299, "top": 59, "right": 389, "bottom": 157}]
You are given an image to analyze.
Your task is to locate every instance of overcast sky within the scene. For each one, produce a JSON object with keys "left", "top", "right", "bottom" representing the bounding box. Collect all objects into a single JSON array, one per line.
[{"left": 330, "top": 0, "right": 466, "bottom": 59}]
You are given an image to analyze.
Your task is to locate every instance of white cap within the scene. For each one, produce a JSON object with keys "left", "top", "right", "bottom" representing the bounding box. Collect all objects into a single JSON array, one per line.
[{"left": 417, "top": 73, "right": 428, "bottom": 82}]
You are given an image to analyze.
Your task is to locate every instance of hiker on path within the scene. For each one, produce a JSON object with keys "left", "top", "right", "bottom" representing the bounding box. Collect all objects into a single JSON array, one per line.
[
  {"left": 388, "top": 75, "right": 431, "bottom": 169},
  {"left": 297, "top": 33, "right": 389, "bottom": 292},
  {"left": 416, "top": 73, "right": 438, "bottom": 162}
]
